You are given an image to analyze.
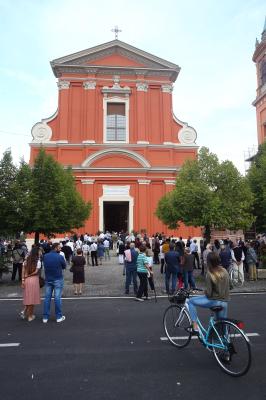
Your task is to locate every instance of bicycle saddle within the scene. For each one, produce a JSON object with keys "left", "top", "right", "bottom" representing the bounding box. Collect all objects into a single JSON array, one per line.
[{"left": 210, "top": 306, "right": 223, "bottom": 312}]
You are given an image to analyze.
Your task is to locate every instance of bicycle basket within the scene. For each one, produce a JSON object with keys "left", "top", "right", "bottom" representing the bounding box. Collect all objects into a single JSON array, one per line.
[{"left": 169, "top": 290, "right": 188, "bottom": 304}]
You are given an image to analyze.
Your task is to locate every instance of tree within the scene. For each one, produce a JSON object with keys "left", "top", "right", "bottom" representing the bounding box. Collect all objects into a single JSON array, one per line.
[
  {"left": 156, "top": 147, "right": 254, "bottom": 242},
  {"left": 247, "top": 141, "right": 266, "bottom": 232},
  {"left": 27, "top": 149, "right": 92, "bottom": 243},
  {"left": 0, "top": 149, "right": 19, "bottom": 236}
]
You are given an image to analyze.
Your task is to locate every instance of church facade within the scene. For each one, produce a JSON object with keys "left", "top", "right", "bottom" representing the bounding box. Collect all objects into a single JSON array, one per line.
[{"left": 30, "top": 39, "right": 200, "bottom": 236}]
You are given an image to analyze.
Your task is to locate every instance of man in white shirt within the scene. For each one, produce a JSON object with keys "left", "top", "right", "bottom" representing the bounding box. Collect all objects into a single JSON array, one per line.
[
  {"left": 190, "top": 239, "right": 200, "bottom": 269},
  {"left": 90, "top": 241, "right": 98, "bottom": 266},
  {"left": 82, "top": 242, "right": 90, "bottom": 265},
  {"left": 103, "top": 239, "right": 111, "bottom": 261}
]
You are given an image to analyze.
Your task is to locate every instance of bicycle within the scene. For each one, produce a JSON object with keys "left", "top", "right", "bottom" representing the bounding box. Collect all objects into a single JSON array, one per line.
[
  {"left": 229, "top": 263, "right": 244, "bottom": 288},
  {"left": 163, "top": 289, "right": 251, "bottom": 377}
]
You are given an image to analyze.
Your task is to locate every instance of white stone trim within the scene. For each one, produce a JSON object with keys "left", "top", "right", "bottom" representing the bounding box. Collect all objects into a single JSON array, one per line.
[
  {"left": 136, "top": 82, "right": 148, "bottom": 92},
  {"left": 83, "top": 81, "right": 96, "bottom": 90},
  {"left": 138, "top": 179, "right": 151, "bottom": 184},
  {"left": 163, "top": 141, "right": 174, "bottom": 145},
  {"left": 82, "top": 140, "right": 96, "bottom": 143},
  {"left": 103, "top": 96, "right": 129, "bottom": 143},
  {"left": 178, "top": 126, "right": 197, "bottom": 144},
  {"left": 137, "top": 140, "right": 149, "bottom": 144},
  {"left": 99, "top": 185, "right": 134, "bottom": 232},
  {"left": 31, "top": 122, "right": 52, "bottom": 143},
  {"left": 57, "top": 80, "right": 70, "bottom": 90},
  {"left": 164, "top": 180, "right": 176, "bottom": 185},
  {"left": 161, "top": 84, "right": 173, "bottom": 93},
  {"left": 81, "top": 148, "right": 151, "bottom": 168},
  {"left": 81, "top": 179, "right": 95, "bottom": 184}
]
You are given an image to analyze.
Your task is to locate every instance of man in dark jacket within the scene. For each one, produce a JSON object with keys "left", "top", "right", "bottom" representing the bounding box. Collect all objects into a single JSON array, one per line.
[
  {"left": 165, "top": 243, "right": 181, "bottom": 294},
  {"left": 124, "top": 242, "right": 139, "bottom": 295},
  {"left": 43, "top": 243, "right": 66, "bottom": 323},
  {"left": 219, "top": 245, "right": 231, "bottom": 271}
]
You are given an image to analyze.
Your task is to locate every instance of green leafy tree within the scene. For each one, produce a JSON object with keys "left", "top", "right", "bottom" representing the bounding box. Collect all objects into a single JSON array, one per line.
[
  {"left": 156, "top": 147, "right": 254, "bottom": 242},
  {"left": 247, "top": 141, "right": 266, "bottom": 232},
  {"left": 27, "top": 148, "right": 92, "bottom": 243},
  {"left": 0, "top": 149, "right": 19, "bottom": 236}
]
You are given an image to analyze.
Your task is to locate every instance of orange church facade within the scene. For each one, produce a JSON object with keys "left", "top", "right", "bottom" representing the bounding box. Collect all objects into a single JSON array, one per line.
[{"left": 30, "top": 39, "right": 200, "bottom": 237}]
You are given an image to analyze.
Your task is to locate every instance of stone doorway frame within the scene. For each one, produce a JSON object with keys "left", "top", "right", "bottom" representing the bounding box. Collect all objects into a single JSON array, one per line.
[{"left": 99, "top": 185, "right": 134, "bottom": 232}]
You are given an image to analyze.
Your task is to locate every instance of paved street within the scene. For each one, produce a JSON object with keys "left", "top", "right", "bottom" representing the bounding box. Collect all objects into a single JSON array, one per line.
[{"left": 0, "top": 294, "right": 265, "bottom": 400}]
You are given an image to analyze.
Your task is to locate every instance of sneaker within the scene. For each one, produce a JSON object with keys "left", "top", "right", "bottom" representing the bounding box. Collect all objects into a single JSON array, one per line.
[
  {"left": 56, "top": 316, "right": 66, "bottom": 323},
  {"left": 28, "top": 315, "right": 36, "bottom": 322},
  {"left": 42, "top": 318, "right": 48, "bottom": 323},
  {"left": 19, "top": 311, "right": 25, "bottom": 320},
  {"left": 135, "top": 297, "right": 144, "bottom": 302},
  {"left": 144, "top": 297, "right": 152, "bottom": 300}
]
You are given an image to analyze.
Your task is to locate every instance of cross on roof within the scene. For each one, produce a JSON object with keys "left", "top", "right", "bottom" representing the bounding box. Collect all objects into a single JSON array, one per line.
[{"left": 111, "top": 25, "right": 122, "bottom": 40}]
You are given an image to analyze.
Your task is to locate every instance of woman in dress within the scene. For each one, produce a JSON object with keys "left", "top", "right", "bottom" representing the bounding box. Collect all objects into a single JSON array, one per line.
[
  {"left": 21, "top": 246, "right": 41, "bottom": 322},
  {"left": 71, "top": 248, "right": 86, "bottom": 295}
]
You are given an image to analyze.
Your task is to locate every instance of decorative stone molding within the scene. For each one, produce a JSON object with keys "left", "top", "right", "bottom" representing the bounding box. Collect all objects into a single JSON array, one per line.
[
  {"left": 102, "top": 77, "right": 131, "bottom": 95},
  {"left": 81, "top": 179, "right": 95, "bottom": 184},
  {"left": 137, "top": 141, "right": 149, "bottom": 144},
  {"left": 31, "top": 122, "right": 52, "bottom": 142},
  {"left": 57, "top": 80, "right": 70, "bottom": 90},
  {"left": 82, "top": 140, "right": 96, "bottom": 143},
  {"left": 178, "top": 126, "right": 197, "bottom": 144},
  {"left": 82, "top": 148, "right": 151, "bottom": 168},
  {"left": 163, "top": 141, "right": 174, "bottom": 145},
  {"left": 83, "top": 81, "right": 96, "bottom": 90},
  {"left": 164, "top": 180, "right": 176, "bottom": 185},
  {"left": 161, "top": 84, "right": 173, "bottom": 93},
  {"left": 138, "top": 179, "right": 151, "bottom": 185},
  {"left": 136, "top": 82, "right": 148, "bottom": 92}
]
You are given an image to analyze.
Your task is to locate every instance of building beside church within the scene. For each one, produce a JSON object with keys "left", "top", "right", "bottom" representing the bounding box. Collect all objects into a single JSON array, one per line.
[
  {"left": 30, "top": 39, "right": 200, "bottom": 236},
  {"left": 253, "top": 18, "right": 266, "bottom": 144}
]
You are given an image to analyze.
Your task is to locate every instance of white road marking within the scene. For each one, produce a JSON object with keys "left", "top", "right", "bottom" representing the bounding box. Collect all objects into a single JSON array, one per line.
[
  {"left": 160, "top": 333, "right": 260, "bottom": 341},
  {"left": 0, "top": 343, "right": 20, "bottom": 347}
]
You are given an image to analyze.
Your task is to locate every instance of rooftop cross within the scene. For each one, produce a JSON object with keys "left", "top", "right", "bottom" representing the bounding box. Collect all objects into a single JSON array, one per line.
[{"left": 111, "top": 25, "right": 122, "bottom": 40}]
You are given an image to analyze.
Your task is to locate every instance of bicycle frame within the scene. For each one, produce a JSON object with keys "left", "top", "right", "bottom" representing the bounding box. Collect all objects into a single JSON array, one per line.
[{"left": 196, "top": 315, "right": 227, "bottom": 351}]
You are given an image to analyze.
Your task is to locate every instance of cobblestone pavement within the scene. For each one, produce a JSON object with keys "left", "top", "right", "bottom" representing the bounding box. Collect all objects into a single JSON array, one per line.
[{"left": 1, "top": 250, "right": 266, "bottom": 298}]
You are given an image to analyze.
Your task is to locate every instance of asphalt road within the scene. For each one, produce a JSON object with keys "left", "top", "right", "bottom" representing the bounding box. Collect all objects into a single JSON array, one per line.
[{"left": 0, "top": 294, "right": 265, "bottom": 400}]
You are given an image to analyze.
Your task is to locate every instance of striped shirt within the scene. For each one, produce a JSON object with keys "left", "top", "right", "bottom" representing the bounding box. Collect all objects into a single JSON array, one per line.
[{"left": 137, "top": 253, "right": 149, "bottom": 274}]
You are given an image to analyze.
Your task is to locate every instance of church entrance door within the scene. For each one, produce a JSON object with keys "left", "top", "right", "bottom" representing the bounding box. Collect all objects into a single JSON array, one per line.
[{"left": 103, "top": 201, "right": 129, "bottom": 233}]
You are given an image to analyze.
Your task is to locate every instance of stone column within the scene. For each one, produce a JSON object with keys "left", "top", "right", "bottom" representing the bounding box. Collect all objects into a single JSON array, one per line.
[
  {"left": 138, "top": 179, "right": 151, "bottom": 232},
  {"left": 136, "top": 83, "right": 149, "bottom": 143},
  {"left": 57, "top": 80, "right": 70, "bottom": 141},
  {"left": 161, "top": 84, "right": 173, "bottom": 144},
  {"left": 83, "top": 81, "right": 96, "bottom": 142}
]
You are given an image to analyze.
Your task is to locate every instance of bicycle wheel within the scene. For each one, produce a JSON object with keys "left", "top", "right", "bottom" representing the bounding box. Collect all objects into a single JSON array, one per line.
[
  {"left": 163, "top": 305, "right": 192, "bottom": 348},
  {"left": 210, "top": 320, "right": 251, "bottom": 376}
]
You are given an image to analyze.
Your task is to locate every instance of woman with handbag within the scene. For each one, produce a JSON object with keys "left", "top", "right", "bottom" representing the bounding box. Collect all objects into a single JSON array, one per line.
[{"left": 21, "top": 246, "right": 42, "bottom": 322}]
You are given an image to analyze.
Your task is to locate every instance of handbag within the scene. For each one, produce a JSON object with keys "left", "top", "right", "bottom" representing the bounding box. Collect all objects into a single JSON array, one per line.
[{"left": 39, "top": 276, "right": 45, "bottom": 288}]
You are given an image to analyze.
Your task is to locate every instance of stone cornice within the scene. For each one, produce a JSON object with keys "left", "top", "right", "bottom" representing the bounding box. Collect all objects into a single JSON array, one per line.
[{"left": 30, "top": 142, "right": 199, "bottom": 150}]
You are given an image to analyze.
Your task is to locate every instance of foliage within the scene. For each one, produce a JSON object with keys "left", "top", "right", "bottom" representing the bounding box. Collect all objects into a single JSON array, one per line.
[
  {"left": 27, "top": 149, "right": 92, "bottom": 241},
  {"left": 0, "top": 148, "right": 92, "bottom": 241},
  {"left": 247, "top": 142, "right": 266, "bottom": 232},
  {"left": 156, "top": 147, "right": 254, "bottom": 241},
  {"left": 0, "top": 149, "right": 19, "bottom": 236}
]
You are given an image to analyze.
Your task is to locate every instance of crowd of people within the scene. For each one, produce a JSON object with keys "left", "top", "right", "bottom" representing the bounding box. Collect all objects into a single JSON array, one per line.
[{"left": 0, "top": 231, "right": 266, "bottom": 323}]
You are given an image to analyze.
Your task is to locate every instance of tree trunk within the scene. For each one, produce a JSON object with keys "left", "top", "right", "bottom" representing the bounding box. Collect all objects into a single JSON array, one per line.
[
  {"left": 34, "top": 231, "right": 40, "bottom": 245},
  {"left": 204, "top": 225, "right": 211, "bottom": 244}
]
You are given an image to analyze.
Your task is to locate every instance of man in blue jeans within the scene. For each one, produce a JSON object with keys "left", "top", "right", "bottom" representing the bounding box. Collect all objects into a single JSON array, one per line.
[
  {"left": 43, "top": 242, "right": 66, "bottom": 323},
  {"left": 165, "top": 242, "right": 181, "bottom": 294},
  {"left": 124, "top": 242, "right": 138, "bottom": 295}
]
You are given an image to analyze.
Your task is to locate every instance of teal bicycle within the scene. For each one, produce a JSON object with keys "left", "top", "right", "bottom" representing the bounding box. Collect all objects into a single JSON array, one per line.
[{"left": 163, "top": 289, "right": 251, "bottom": 377}]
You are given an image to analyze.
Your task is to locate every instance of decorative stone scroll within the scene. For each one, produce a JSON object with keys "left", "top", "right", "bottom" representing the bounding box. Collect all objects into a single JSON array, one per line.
[
  {"left": 31, "top": 122, "right": 52, "bottom": 142},
  {"left": 161, "top": 84, "right": 173, "bottom": 93},
  {"left": 83, "top": 81, "right": 96, "bottom": 90},
  {"left": 136, "top": 82, "right": 148, "bottom": 92},
  {"left": 178, "top": 126, "right": 197, "bottom": 144},
  {"left": 57, "top": 80, "right": 70, "bottom": 90}
]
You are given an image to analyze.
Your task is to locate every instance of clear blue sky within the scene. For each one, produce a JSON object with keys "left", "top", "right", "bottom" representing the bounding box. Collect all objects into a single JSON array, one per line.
[{"left": 0, "top": 0, "right": 265, "bottom": 173}]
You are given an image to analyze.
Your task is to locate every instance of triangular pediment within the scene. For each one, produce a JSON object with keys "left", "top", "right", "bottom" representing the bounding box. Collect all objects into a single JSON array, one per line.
[{"left": 51, "top": 40, "right": 180, "bottom": 80}]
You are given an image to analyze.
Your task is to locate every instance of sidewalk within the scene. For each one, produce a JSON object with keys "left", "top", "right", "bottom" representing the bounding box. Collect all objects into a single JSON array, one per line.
[{"left": 1, "top": 251, "right": 266, "bottom": 298}]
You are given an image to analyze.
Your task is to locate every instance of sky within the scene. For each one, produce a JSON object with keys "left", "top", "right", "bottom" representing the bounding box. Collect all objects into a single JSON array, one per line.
[{"left": 0, "top": 0, "right": 265, "bottom": 173}]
